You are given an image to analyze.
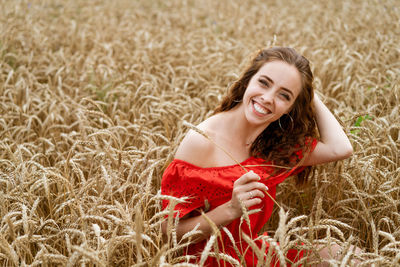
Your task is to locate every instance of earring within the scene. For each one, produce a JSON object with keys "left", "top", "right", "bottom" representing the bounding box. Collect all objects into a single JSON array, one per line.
[
  {"left": 278, "top": 118, "right": 284, "bottom": 131},
  {"left": 278, "top": 114, "right": 294, "bottom": 131}
]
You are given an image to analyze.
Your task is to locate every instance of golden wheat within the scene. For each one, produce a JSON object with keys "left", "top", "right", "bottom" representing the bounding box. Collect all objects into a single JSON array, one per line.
[{"left": 0, "top": 0, "right": 399, "bottom": 265}]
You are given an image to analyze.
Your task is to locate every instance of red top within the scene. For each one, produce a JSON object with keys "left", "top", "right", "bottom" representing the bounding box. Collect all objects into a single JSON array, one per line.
[{"left": 161, "top": 139, "right": 317, "bottom": 266}]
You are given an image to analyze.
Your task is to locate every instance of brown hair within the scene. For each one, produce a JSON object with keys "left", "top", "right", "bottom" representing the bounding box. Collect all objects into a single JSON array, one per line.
[{"left": 214, "top": 47, "right": 317, "bottom": 184}]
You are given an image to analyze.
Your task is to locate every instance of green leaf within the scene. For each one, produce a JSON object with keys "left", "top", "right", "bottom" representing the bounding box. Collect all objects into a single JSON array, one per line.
[
  {"left": 352, "top": 115, "right": 373, "bottom": 135},
  {"left": 354, "top": 116, "right": 363, "bottom": 127},
  {"left": 354, "top": 115, "right": 373, "bottom": 127}
]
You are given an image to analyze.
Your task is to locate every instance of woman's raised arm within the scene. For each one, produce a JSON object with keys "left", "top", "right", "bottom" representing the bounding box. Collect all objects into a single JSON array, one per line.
[{"left": 303, "top": 93, "right": 353, "bottom": 166}]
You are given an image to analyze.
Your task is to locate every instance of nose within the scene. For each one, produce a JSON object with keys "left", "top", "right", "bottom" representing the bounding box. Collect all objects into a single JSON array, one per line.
[{"left": 260, "top": 88, "right": 274, "bottom": 104}]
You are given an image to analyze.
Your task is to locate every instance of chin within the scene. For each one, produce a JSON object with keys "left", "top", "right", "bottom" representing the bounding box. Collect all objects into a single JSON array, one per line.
[{"left": 245, "top": 114, "right": 272, "bottom": 127}]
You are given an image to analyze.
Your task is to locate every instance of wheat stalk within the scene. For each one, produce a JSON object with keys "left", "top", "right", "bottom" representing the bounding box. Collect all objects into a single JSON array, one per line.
[
  {"left": 0, "top": 0, "right": 398, "bottom": 265},
  {"left": 182, "top": 120, "right": 283, "bottom": 209}
]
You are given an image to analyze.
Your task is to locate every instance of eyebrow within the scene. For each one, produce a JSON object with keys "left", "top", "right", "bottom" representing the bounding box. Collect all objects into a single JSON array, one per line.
[{"left": 260, "top": 75, "right": 294, "bottom": 97}]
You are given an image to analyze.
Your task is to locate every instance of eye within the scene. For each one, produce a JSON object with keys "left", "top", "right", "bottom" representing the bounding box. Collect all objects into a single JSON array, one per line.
[
  {"left": 280, "top": 92, "right": 291, "bottom": 101},
  {"left": 259, "top": 79, "right": 269, "bottom": 87}
]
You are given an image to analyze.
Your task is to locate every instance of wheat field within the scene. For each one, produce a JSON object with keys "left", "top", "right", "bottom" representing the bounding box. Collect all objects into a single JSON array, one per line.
[{"left": 0, "top": 0, "right": 399, "bottom": 266}]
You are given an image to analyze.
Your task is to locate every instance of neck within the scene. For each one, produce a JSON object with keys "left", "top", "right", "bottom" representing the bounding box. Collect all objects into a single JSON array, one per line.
[{"left": 223, "top": 104, "right": 270, "bottom": 147}]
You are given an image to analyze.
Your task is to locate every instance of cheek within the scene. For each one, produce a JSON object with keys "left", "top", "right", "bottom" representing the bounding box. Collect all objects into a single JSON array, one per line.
[
  {"left": 276, "top": 98, "right": 290, "bottom": 108},
  {"left": 243, "top": 87, "right": 255, "bottom": 100},
  {"left": 275, "top": 102, "right": 294, "bottom": 115}
]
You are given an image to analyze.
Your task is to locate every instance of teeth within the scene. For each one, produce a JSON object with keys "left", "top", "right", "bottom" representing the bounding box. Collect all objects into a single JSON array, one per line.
[{"left": 253, "top": 102, "right": 268, "bottom": 114}]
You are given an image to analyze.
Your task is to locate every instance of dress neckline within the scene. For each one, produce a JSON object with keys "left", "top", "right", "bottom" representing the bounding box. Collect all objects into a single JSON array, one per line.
[{"left": 171, "top": 157, "right": 259, "bottom": 170}]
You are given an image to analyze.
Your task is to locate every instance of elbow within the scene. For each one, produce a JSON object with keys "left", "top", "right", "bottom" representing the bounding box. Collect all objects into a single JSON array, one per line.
[
  {"left": 336, "top": 142, "right": 353, "bottom": 160},
  {"left": 344, "top": 139, "right": 354, "bottom": 158},
  {"left": 343, "top": 145, "right": 353, "bottom": 159}
]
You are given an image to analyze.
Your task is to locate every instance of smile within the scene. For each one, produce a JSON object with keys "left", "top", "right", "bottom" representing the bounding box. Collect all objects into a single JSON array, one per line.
[{"left": 252, "top": 100, "right": 271, "bottom": 115}]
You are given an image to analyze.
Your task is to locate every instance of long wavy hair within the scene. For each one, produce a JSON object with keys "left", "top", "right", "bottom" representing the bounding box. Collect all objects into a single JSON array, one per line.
[{"left": 214, "top": 47, "right": 317, "bottom": 184}]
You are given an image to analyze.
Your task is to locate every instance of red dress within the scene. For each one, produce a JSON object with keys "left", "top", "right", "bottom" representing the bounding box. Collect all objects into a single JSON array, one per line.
[{"left": 161, "top": 140, "right": 317, "bottom": 266}]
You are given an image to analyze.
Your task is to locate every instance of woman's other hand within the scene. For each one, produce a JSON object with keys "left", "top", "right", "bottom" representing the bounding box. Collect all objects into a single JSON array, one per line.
[{"left": 226, "top": 170, "right": 269, "bottom": 219}]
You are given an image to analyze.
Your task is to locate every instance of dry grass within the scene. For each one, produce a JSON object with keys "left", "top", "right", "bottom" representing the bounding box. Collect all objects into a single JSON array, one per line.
[{"left": 0, "top": 0, "right": 399, "bottom": 266}]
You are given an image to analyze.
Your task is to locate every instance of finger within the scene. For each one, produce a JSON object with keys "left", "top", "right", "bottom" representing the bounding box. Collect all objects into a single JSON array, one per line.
[
  {"left": 239, "top": 189, "right": 264, "bottom": 202},
  {"left": 244, "top": 198, "right": 262, "bottom": 208},
  {"left": 234, "top": 170, "right": 260, "bottom": 186},
  {"left": 239, "top": 181, "right": 268, "bottom": 193},
  {"left": 248, "top": 189, "right": 265, "bottom": 199},
  {"left": 243, "top": 189, "right": 264, "bottom": 200},
  {"left": 259, "top": 183, "right": 269, "bottom": 192}
]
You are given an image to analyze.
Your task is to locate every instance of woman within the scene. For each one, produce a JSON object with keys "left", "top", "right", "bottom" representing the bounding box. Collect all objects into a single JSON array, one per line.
[{"left": 161, "top": 47, "right": 354, "bottom": 266}]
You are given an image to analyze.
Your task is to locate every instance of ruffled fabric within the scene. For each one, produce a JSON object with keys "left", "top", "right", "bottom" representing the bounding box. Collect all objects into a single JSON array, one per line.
[{"left": 161, "top": 138, "right": 317, "bottom": 266}]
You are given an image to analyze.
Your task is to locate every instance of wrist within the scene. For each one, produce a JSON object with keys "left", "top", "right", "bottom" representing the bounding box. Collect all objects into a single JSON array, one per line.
[{"left": 222, "top": 201, "right": 241, "bottom": 221}]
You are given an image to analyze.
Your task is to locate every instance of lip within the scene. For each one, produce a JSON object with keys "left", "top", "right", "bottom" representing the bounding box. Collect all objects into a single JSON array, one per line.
[{"left": 251, "top": 99, "right": 271, "bottom": 117}]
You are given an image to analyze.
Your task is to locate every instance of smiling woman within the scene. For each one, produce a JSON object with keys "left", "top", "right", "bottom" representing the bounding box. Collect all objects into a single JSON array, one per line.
[
  {"left": 161, "top": 47, "right": 357, "bottom": 266},
  {"left": 242, "top": 61, "right": 301, "bottom": 128}
]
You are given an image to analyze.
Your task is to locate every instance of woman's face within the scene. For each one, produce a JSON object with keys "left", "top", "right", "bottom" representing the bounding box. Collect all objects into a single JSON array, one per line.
[{"left": 241, "top": 60, "right": 302, "bottom": 126}]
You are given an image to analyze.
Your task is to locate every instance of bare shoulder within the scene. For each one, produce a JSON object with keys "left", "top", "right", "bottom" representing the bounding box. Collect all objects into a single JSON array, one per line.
[{"left": 174, "top": 120, "right": 217, "bottom": 167}]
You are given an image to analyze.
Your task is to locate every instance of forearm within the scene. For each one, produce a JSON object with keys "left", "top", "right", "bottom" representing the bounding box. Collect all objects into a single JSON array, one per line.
[
  {"left": 162, "top": 201, "right": 238, "bottom": 243},
  {"left": 314, "top": 94, "right": 353, "bottom": 158},
  {"left": 161, "top": 171, "right": 266, "bottom": 243}
]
